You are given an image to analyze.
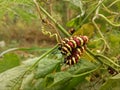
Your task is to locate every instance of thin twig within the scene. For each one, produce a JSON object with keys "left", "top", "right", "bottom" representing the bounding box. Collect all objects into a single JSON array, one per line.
[
  {"left": 33, "top": 0, "right": 43, "bottom": 20},
  {"left": 98, "top": 14, "right": 120, "bottom": 27},
  {"left": 102, "top": 4, "right": 119, "bottom": 15},
  {"left": 92, "top": 0, "right": 110, "bottom": 51},
  {"left": 33, "top": 0, "right": 63, "bottom": 43},
  {"left": 92, "top": 16, "right": 110, "bottom": 51},
  {"left": 42, "top": 19, "right": 62, "bottom": 43},
  {"left": 38, "top": 3, "right": 70, "bottom": 37},
  {"left": 108, "top": 0, "right": 120, "bottom": 8},
  {"left": 73, "top": 65, "right": 101, "bottom": 77},
  {"left": 0, "top": 48, "right": 19, "bottom": 57},
  {"left": 77, "top": 0, "right": 105, "bottom": 29},
  {"left": 86, "top": 48, "right": 120, "bottom": 69},
  {"left": 96, "top": 54, "right": 120, "bottom": 68}
]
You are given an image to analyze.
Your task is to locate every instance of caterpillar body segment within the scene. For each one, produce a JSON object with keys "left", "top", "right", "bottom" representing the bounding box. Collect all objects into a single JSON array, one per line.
[
  {"left": 64, "top": 46, "right": 86, "bottom": 65},
  {"left": 60, "top": 36, "right": 88, "bottom": 56},
  {"left": 59, "top": 35, "right": 88, "bottom": 65}
]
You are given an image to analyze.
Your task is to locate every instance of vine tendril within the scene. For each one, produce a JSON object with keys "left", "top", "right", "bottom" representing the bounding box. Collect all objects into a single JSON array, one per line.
[{"left": 41, "top": 26, "right": 60, "bottom": 43}]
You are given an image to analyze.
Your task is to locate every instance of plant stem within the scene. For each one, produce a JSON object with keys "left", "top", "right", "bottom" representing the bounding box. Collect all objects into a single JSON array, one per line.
[
  {"left": 102, "top": 4, "right": 118, "bottom": 15},
  {"left": 108, "top": 0, "right": 120, "bottom": 8},
  {"left": 38, "top": 4, "right": 70, "bottom": 37},
  {"left": 33, "top": 0, "right": 43, "bottom": 20},
  {"left": 86, "top": 48, "right": 120, "bottom": 69},
  {"left": 92, "top": 1, "right": 110, "bottom": 51},
  {"left": 73, "top": 65, "right": 101, "bottom": 78},
  {"left": 86, "top": 48, "right": 96, "bottom": 57},
  {"left": 77, "top": 0, "right": 104, "bottom": 28},
  {"left": 96, "top": 54, "right": 120, "bottom": 68},
  {"left": 92, "top": 16, "right": 110, "bottom": 50},
  {"left": 33, "top": 0, "right": 70, "bottom": 37},
  {"left": 29, "top": 44, "right": 58, "bottom": 70},
  {"left": 12, "top": 44, "right": 58, "bottom": 89},
  {"left": 0, "top": 48, "right": 18, "bottom": 57},
  {"left": 98, "top": 14, "right": 120, "bottom": 27}
]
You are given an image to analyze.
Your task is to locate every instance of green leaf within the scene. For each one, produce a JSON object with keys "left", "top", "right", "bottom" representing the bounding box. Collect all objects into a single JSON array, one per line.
[
  {"left": 100, "top": 73, "right": 120, "bottom": 90},
  {"left": 46, "top": 72, "right": 72, "bottom": 88},
  {"left": 72, "top": 23, "right": 95, "bottom": 38},
  {"left": 20, "top": 73, "right": 34, "bottom": 90},
  {"left": 0, "top": 57, "right": 42, "bottom": 90},
  {"left": 46, "top": 59, "right": 98, "bottom": 89},
  {"left": 0, "top": 65, "right": 27, "bottom": 90},
  {"left": 32, "top": 59, "right": 99, "bottom": 90},
  {"left": 34, "top": 58, "right": 61, "bottom": 78},
  {"left": 63, "top": 59, "right": 99, "bottom": 90},
  {"left": 64, "top": 75, "right": 86, "bottom": 90},
  {"left": 0, "top": 53, "right": 20, "bottom": 73},
  {"left": 66, "top": 16, "right": 81, "bottom": 27},
  {"left": 32, "top": 72, "right": 72, "bottom": 90},
  {"left": 32, "top": 78, "right": 45, "bottom": 90},
  {"left": 68, "top": 59, "right": 99, "bottom": 74}
]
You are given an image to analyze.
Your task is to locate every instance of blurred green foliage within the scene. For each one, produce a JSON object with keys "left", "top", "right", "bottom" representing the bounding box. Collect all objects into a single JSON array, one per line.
[
  {"left": 0, "top": 53, "right": 20, "bottom": 73},
  {"left": 0, "top": 0, "right": 120, "bottom": 90}
]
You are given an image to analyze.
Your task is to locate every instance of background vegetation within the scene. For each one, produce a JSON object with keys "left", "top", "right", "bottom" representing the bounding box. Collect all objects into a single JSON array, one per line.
[{"left": 0, "top": 0, "right": 120, "bottom": 90}]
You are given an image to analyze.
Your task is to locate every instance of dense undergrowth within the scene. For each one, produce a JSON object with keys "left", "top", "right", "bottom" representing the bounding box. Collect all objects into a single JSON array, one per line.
[{"left": 0, "top": 0, "right": 120, "bottom": 90}]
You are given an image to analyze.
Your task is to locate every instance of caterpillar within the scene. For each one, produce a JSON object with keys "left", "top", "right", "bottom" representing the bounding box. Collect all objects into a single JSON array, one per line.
[
  {"left": 59, "top": 35, "right": 88, "bottom": 65},
  {"left": 59, "top": 36, "right": 88, "bottom": 56},
  {"left": 64, "top": 46, "right": 86, "bottom": 65}
]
